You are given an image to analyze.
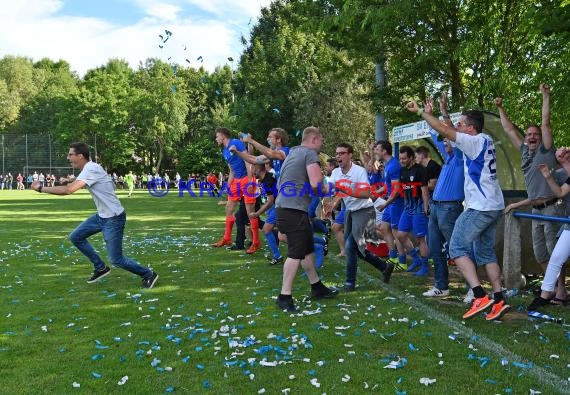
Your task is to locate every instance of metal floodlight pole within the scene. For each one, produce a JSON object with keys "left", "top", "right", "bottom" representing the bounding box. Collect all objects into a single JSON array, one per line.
[
  {"left": 49, "top": 133, "right": 52, "bottom": 173},
  {"left": 375, "top": 61, "right": 387, "bottom": 142},
  {"left": 25, "top": 134, "right": 28, "bottom": 175}
]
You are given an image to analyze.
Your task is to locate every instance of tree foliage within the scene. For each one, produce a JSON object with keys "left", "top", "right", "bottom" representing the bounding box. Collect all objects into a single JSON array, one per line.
[{"left": 1, "top": 0, "right": 569, "bottom": 178}]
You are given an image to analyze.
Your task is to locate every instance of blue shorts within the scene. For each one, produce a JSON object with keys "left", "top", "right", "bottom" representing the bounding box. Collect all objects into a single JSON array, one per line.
[
  {"left": 334, "top": 208, "right": 346, "bottom": 225},
  {"left": 381, "top": 199, "right": 404, "bottom": 229},
  {"left": 265, "top": 206, "right": 276, "bottom": 225},
  {"left": 449, "top": 208, "right": 502, "bottom": 265},
  {"left": 397, "top": 211, "right": 428, "bottom": 237}
]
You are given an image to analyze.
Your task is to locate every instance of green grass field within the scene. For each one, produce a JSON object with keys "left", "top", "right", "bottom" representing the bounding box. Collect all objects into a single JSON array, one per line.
[{"left": 1, "top": 189, "right": 569, "bottom": 394}]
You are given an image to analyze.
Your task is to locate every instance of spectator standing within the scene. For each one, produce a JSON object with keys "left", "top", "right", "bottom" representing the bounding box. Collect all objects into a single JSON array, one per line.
[
  {"left": 497, "top": 84, "right": 566, "bottom": 301},
  {"left": 423, "top": 94, "right": 465, "bottom": 297},
  {"left": 327, "top": 143, "right": 394, "bottom": 291},
  {"left": 527, "top": 147, "right": 570, "bottom": 310},
  {"left": 406, "top": 100, "right": 509, "bottom": 321}
]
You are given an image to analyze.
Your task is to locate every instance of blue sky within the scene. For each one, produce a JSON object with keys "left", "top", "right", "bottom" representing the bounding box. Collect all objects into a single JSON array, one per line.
[{"left": 0, "top": 0, "right": 271, "bottom": 76}]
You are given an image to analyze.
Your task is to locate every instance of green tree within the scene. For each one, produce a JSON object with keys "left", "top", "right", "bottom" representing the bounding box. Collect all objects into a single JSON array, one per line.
[
  {"left": 12, "top": 59, "right": 78, "bottom": 135},
  {"left": 0, "top": 56, "right": 37, "bottom": 130},
  {"left": 131, "top": 59, "right": 189, "bottom": 173},
  {"left": 56, "top": 59, "right": 136, "bottom": 169}
]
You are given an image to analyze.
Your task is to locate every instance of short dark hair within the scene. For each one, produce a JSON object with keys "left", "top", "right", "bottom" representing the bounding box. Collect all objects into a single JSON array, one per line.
[
  {"left": 337, "top": 142, "right": 354, "bottom": 154},
  {"left": 326, "top": 158, "right": 338, "bottom": 168},
  {"left": 69, "top": 142, "right": 90, "bottom": 160},
  {"left": 415, "top": 146, "right": 430, "bottom": 157},
  {"left": 462, "top": 110, "right": 484, "bottom": 133},
  {"left": 377, "top": 140, "right": 392, "bottom": 155},
  {"left": 215, "top": 127, "right": 232, "bottom": 138},
  {"left": 399, "top": 145, "right": 415, "bottom": 158}
]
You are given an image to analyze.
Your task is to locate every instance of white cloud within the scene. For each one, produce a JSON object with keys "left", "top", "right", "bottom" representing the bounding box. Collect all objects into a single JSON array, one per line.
[
  {"left": 0, "top": 0, "right": 272, "bottom": 76},
  {"left": 131, "top": 0, "right": 182, "bottom": 21}
]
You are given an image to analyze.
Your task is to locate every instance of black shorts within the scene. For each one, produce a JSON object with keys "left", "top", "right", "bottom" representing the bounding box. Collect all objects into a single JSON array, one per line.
[{"left": 276, "top": 208, "right": 314, "bottom": 259}]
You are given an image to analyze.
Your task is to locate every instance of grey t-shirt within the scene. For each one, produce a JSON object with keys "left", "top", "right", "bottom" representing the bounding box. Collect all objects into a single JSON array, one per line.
[
  {"left": 77, "top": 161, "right": 125, "bottom": 218},
  {"left": 554, "top": 168, "right": 570, "bottom": 217},
  {"left": 275, "top": 145, "right": 320, "bottom": 212},
  {"left": 521, "top": 142, "right": 557, "bottom": 200}
]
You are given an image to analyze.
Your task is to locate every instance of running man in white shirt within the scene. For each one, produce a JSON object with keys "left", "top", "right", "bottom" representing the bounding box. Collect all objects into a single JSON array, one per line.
[{"left": 31, "top": 142, "right": 158, "bottom": 288}]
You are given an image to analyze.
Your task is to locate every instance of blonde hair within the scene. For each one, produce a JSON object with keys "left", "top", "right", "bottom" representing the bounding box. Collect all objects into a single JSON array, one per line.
[{"left": 302, "top": 126, "right": 322, "bottom": 142}]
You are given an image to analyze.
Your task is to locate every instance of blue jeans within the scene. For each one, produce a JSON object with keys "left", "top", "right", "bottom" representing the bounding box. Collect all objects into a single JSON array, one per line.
[
  {"left": 345, "top": 234, "right": 387, "bottom": 285},
  {"left": 428, "top": 201, "right": 463, "bottom": 290},
  {"left": 69, "top": 211, "right": 152, "bottom": 278}
]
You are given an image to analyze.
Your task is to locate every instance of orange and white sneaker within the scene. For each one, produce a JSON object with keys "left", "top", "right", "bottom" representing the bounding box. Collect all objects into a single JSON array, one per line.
[
  {"left": 462, "top": 294, "right": 494, "bottom": 319},
  {"left": 246, "top": 242, "right": 261, "bottom": 254},
  {"left": 213, "top": 238, "right": 232, "bottom": 247},
  {"left": 485, "top": 300, "right": 510, "bottom": 321}
]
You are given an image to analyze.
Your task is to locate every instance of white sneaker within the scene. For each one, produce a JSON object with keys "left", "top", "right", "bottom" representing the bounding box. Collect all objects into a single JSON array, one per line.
[
  {"left": 423, "top": 287, "right": 450, "bottom": 297},
  {"left": 463, "top": 288, "right": 475, "bottom": 304}
]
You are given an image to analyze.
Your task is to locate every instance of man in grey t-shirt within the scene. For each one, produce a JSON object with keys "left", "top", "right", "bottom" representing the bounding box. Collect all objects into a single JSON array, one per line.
[
  {"left": 497, "top": 84, "right": 566, "bottom": 302},
  {"left": 31, "top": 142, "right": 158, "bottom": 288},
  {"left": 275, "top": 127, "right": 336, "bottom": 312}
]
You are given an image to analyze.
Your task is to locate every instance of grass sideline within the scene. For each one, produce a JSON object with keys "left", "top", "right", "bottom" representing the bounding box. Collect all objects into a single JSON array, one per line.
[{"left": 0, "top": 189, "right": 569, "bottom": 394}]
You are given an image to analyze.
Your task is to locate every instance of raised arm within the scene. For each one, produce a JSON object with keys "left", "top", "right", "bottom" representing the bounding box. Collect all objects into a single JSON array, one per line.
[
  {"left": 540, "top": 84, "right": 553, "bottom": 150},
  {"left": 494, "top": 97, "right": 524, "bottom": 148},
  {"left": 406, "top": 101, "right": 458, "bottom": 141},
  {"left": 230, "top": 145, "right": 267, "bottom": 165},
  {"left": 243, "top": 133, "right": 286, "bottom": 160},
  {"left": 438, "top": 93, "right": 454, "bottom": 128}
]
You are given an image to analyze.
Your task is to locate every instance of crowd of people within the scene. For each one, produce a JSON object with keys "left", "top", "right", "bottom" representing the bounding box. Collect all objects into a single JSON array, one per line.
[
  {"left": 20, "top": 83, "right": 569, "bottom": 320},
  {"left": 209, "top": 83, "right": 569, "bottom": 318}
]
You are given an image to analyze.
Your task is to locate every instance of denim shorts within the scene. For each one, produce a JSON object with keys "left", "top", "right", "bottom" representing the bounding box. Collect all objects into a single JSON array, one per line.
[{"left": 449, "top": 208, "right": 503, "bottom": 265}]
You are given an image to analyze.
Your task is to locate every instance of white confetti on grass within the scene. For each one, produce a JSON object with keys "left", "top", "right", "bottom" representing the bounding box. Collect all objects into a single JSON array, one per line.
[{"left": 420, "top": 377, "right": 437, "bottom": 386}]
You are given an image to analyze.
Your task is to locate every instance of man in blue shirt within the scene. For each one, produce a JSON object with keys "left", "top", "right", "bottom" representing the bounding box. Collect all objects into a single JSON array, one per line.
[
  {"left": 423, "top": 94, "right": 465, "bottom": 297},
  {"left": 232, "top": 128, "right": 290, "bottom": 256}
]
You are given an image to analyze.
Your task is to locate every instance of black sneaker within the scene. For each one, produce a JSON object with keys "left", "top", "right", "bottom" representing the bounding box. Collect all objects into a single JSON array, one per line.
[
  {"left": 383, "top": 264, "right": 394, "bottom": 284},
  {"left": 343, "top": 283, "right": 356, "bottom": 292},
  {"left": 142, "top": 271, "right": 159, "bottom": 289},
  {"left": 268, "top": 256, "right": 284, "bottom": 265},
  {"left": 226, "top": 244, "right": 245, "bottom": 251},
  {"left": 276, "top": 297, "right": 297, "bottom": 312},
  {"left": 87, "top": 266, "right": 111, "bottom": 283},
  {"left": 311, "top": 286, "right": 338, "bottom": 299}
]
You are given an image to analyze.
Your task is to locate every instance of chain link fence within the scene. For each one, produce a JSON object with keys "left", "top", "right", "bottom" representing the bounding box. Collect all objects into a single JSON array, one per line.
[{"left": 0, "top": 133, "right": 97, "bottom": 186}]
